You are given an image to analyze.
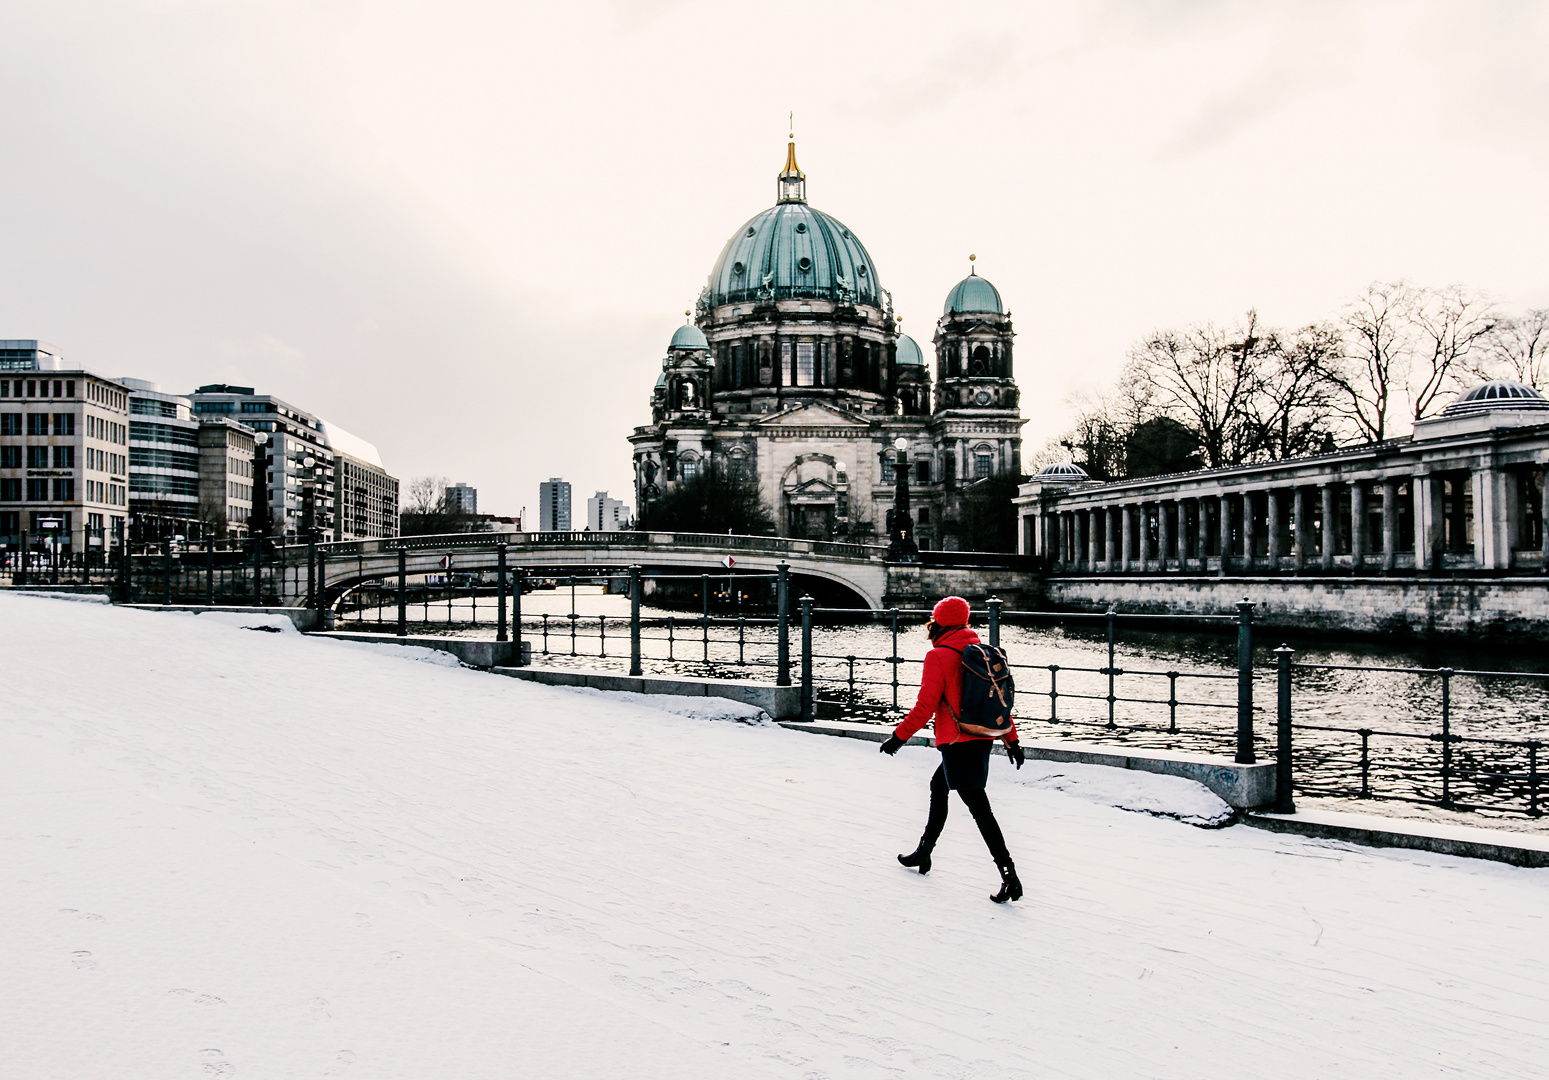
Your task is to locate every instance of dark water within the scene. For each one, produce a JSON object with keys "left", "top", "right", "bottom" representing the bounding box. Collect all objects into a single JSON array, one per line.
[{"left": 341, "top": 589, "right": 1549, "bottom": 816}]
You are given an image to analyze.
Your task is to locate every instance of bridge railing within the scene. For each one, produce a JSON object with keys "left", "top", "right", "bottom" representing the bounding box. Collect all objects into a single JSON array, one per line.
[{"left": 305, "top": 530, "right": 888, "bottom": 563}]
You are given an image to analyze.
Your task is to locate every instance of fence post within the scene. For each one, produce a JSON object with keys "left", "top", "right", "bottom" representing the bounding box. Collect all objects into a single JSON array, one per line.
[
  {"left": 513, "top": 568, "right": 525, "bottom": 666},
  {"left": 800, "top": 595, "right": 814, "bottom": 723},
  {"left": 1236, "top": 599, "right": 1256, "bottom": 765},
  {"left": 307, "top": 530, "right": 317, "bottom": 610},
  {"left": 162, "top": 543, "right": 172, "bottom": 604},
  {"left": 115, "top": 520, "right": 128, "bottom": 601},
  {"left": 18, "top": 529, "right": 28, "bottom": 587},
  {"left": 1440, "top": 667, "right": 1454, "bottom": 807},
  {"left": 629, "top": 565, "right": 643, "bottom": 677},
  {"left": 1274, "top": 644, "right": 1295, "bottom": 813},
  {"left": 252, "top": 537, "right": 263, "bottom": 606},
  {"left": 987, "top": 596, "right": 1002, "bottom": 648},
  {"left": 396, "top": 548, "right": 407, "bottom": 638},
  {"left": 776, "top": 561, "right": 791, "bottom": 687},
  {"left": 1105, "top": 609, "right": 1117, "bottom": 728},
  {"left": 316, "top": 550, "right": 327, "bottom": 619},
  {"left": 496, "top": 546, "right": 508, "bottom": 643}
]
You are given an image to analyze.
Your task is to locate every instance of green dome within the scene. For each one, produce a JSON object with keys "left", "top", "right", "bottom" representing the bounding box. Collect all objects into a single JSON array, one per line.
[
  {"left": 944, "top": 273, "right": 1004, "bottom": 315},
  {"left": 669, "top": 324, "right": 709, "bottom": 350},
  {"left": 707, "top": 202, "right": 882, "bottom": 308},
  {"left": 896, "top": 334, "right": 924, "bottom": 366}
]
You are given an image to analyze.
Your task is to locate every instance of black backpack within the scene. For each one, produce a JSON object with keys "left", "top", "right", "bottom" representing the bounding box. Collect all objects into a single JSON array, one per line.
[{"left": 943, "top": 643, "right": 1017, "bottom": 737}]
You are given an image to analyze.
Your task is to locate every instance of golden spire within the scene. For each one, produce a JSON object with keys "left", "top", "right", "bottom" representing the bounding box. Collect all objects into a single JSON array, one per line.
[{"left": 777, "top": 118, "right": 806, "bottom": 204}]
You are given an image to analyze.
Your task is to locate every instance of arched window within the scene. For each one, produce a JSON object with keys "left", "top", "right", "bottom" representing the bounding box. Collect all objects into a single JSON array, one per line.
[
  {"left": 973, "top": 445, "right": 994, "bottom": 479},
  {"left": 971, "top": 345, "right": 990, "bottom": 376},
  {"left": 680, "top": 453, "right": 700, "bottom": 481}
]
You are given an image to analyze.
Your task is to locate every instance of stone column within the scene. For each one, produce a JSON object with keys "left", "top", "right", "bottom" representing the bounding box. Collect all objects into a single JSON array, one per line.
[
  {"left": 1292, "top": 487, "right": 1307, "bottom": 571},
  {"left": 1351, "top": 482, "right": 1367, "bottom": 570},
  {"left": 1414, "top": 473, "right": 1441, "bottom": 572},
  {"left": 1195, "top": 498, "right": 1208, "bottom": 564},
  {"left": 1475, "top": 466, "right": 1505, "bottom": 570},
  {"left": 1242, "top": 492, "right": 1257, "bottom": 568},
  {"left": 1267, "top": 488, "right": 1282, "bottom": 566},
  {"left": 1087, "top": 509, "right": 1098, "bottom": 569},
  {"left": 1321, "top": 483, "right": 1338, "bottom": 571},
  {"left": 1105, "top": 506, "right": 1117, "bottom": 569},
  {"left": 1120, "top": 505, "right": 1132, "bottom": 572},
  {"left": 1381, "top": 478, "right": 1397, "bottom": 572},
  {"left": 1159, "top": 500, "right": 1172, "bottom": 568},
  {"left": 1217, "top": 492, "right": 1230, "bottom": 557}
]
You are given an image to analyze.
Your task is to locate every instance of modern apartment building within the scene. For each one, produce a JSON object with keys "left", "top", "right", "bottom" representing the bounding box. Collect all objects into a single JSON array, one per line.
[
  {"left": 0, "top": 342, "right": 130, "bottom": 555},
  {"left": 198, "top": 418, "right": 256, "bottom": 538},
  {"left": 124, "top": 379, "right": 201, "bottom": 540},
  {"left": 445, "top": 482, "right": 477, "bottom": 516},
  {"left": 539, "top": 478, "right": 571, "bottom": 531},
  {"left": 585, "top": 490, "right": 630, "bottom": 532},
  {"left": 190, "top": 385, "right": 336, "bottom": 542},
  {"left": 323, "top": 421, "right": 399, "bottom": 540}
]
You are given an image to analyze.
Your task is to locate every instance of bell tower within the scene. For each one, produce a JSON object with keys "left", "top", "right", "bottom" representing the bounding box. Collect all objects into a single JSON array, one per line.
[{"left": 933, "top": 256, "right": 1018, "bottom": 413}]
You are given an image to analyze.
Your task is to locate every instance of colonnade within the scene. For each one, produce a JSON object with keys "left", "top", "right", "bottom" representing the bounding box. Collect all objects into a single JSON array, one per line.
[{"left": 1039, "top": 464, "right": 1549, "bottom": 574}]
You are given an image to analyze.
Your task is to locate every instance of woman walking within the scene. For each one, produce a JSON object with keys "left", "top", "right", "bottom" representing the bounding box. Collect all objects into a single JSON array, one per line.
[{"left": 879, "top": 596, "right": 1026, "bottom": 903}]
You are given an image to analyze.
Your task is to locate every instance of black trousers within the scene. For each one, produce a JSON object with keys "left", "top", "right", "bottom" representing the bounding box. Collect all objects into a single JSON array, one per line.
[{"left": 919, "top": 745, "right": 1012, "bottom": 865}]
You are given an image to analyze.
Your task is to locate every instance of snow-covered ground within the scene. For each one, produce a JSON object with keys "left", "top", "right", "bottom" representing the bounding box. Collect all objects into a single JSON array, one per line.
[{"left": 2, "top": 594, "right": 1546, "bottom": 1079}]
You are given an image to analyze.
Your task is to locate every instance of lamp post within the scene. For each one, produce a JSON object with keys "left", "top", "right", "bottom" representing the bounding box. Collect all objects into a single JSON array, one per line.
[{"left": 885, "top": 437, "right": 918, "bottom": 563}]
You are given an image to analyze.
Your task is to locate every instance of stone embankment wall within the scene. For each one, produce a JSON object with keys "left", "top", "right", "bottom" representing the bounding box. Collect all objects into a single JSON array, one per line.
[
  {"left": 885, "top": 564, "right": 1043, "bottom": 610},
  {"left": 1044, "top": 575, "right": 1549, "bottom": 642}
]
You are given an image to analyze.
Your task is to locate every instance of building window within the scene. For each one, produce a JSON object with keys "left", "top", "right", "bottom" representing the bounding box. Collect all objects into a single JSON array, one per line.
[
  {"left": 27, "top": 446, "right": 47, "bottom": 468},
  {"left": 52, "top": 478, "right": 75, "bottom": 501},
  {"left": 27, "top": 413, "right": 47, "bottom": 436},
  {"left": 0, "top": 447, "right": 17, "bottom": 468},
  {"left": 974, "top": 451, "right": 992, "bottom": 479},
  {"left": 916, "top": 460, "right": 931, "bottom": 483},
  {"left": 0, "top": 413, "right": 18, "bottom": 435},
  {"left": 52, "top": 446, "right": 75, "bottom": 468},
  {"left": 780, "top": 341, "right": 793, "bottom": 386},
  {"left": 53, "top": 413, "right": 74, "bottom": 436},
  {"left": 881, "top": 456, "right": 895, "bottom": 482},
  {"left": 0, "top": 479, "right": 18, "bottom": 501},
  {"left": 918, "top": 507, "right": 931, "bottom": 524},
  {"left": 796, "top": 342, "right": 816, "bottom": 386},
  {"left": 680, "top": 456, "right": 700, "bottom": 481},
  {"left": 26, "top": 479, "right": 47, "bottom": 500}
]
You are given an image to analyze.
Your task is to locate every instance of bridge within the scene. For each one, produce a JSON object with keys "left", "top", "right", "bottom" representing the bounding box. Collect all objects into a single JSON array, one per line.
[{"left": 304, "top": 530, "right": 893, "bottom": 609}]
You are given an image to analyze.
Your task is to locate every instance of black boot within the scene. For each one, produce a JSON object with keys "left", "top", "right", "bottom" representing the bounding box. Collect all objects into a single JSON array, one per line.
[
  {"left": 897, "top": 846, "right": 933, "bottom": 875},
  {"left": 990, "top": 860, "right": 1022, "bottom": 903}
]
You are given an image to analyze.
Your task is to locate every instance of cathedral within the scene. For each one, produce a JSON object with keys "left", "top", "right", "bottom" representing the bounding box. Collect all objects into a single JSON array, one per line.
[{"left": 629, "top": 141, "right": 1026, "bottom": 549}]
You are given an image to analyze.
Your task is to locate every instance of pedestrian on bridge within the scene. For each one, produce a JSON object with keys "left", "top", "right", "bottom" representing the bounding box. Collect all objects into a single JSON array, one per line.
[{"left": 879, "top": 595, "right": 1025, "bottom": 903}]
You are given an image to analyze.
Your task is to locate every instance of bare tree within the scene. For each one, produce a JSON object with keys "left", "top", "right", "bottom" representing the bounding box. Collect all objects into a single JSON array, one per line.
[
  {"left": 1407, "top": 284, "right": 1498, "bottom": 421},
  {"left": 1320, "top": 281, "right": 1416, "bottom": 444},
  {"left": 1252, "top": 322, "right": 1341, "bottom": 458},
  {"left": 1126, "top": 311, "right": 1270, "bottom": 469},
  {"left": 400, "top": 475, "right": 474, "bottom": 536},
  {"left": 1476, "top": 308, "right": 1549, "bottom": 390}
]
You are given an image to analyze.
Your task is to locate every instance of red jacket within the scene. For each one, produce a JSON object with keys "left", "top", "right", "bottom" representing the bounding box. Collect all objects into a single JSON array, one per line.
[{"left": 893, "top": 626, "right": 1020, "bottom": 747}]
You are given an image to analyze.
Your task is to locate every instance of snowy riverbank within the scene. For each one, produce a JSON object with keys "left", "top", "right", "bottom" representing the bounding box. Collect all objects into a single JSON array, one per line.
[{"left": 2, "top": 593, "right": 1546, "bottom": 1078}]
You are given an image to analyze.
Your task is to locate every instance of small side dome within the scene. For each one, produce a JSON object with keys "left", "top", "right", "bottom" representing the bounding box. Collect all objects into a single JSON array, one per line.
[
  {"left": 944, "top": 272, "right": 1004, "bottom": 316},
  {"left": 1035, "top": 462, "right": 1089, "bottom": 482},
  {"left": 1441, "top": 379, "right": 1549, "bottom": 416},
  {"left": 895, "top": 334, "right": 925, "bottom": 366},
  {"left": 669, "top": 324, "right": 710, "bottom": 351}
]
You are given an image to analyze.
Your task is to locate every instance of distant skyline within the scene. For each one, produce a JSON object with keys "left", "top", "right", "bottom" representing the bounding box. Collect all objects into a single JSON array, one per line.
[{"left": 2, "top": 2, "right": 1546, "bottom": 514}]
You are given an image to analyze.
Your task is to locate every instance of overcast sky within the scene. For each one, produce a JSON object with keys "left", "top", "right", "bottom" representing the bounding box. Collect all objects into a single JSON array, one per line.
[{"left": 2, "top": 1, "right": 1547, "bottom": 516}]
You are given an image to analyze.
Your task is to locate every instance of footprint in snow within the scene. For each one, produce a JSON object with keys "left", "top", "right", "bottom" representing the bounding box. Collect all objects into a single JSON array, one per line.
[
  {"left": 324, "top": 1050, "right": 356, "bottom": 1075},
  {"left": 59, "top": 908, "right": 105, "bottom": 921},
  {"left": 352, "top": 913, "right": 371, "bottom": 928},
  {"left": 199, "top": 1048, "right": 235, "bottom": 1076},
  {"left": 70, "top": 950, "right": 97, "bottom": 970}
]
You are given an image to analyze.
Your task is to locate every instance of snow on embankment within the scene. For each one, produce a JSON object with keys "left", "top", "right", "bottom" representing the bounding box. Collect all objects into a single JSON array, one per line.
[{"left": 2, "top": 593, "right": 1547, "bottom": 1080}]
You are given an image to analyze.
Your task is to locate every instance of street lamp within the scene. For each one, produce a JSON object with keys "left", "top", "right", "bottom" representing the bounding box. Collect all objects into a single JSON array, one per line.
[{"left": 886, "top": 437, "right": 918, "bottom": 563}]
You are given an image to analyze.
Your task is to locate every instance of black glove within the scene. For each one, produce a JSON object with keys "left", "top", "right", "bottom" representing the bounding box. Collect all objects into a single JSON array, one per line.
[
  {"left": 879, "top": 736, "right": 904, "bottom": 756},
  {"left": 1006, "top": 742, "right": 1025, "bottom": 769}
]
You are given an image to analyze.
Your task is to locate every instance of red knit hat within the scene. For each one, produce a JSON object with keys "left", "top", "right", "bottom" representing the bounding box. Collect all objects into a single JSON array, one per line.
[{"left": 930, "top": 596, "right": 971, "bottom": 628}]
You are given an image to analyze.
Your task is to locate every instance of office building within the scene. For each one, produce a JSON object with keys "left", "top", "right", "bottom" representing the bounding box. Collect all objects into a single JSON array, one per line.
[
  {"left": 198, "top": 418, "right": 256, "bottom": 538},
  {"left": 539, "top": 478, "right": 571, "bottom": 531},
  {"left": 445, "top": 482, "right": 477, "bottom": 516},
  {"left": 585, "top": 491, "right": 630, "bottom": 532},
  {"left": 124, "top": 379, "right": 202, "bottom": 540},
  {"left": 190, "top": 385, "right": 336, "bottom": 541},
  {"left": 324, "top": 421, "right": 399, "bottom": 540},
  {"left": 0, "top": 342, "right": 130, "bottom": 555}
]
